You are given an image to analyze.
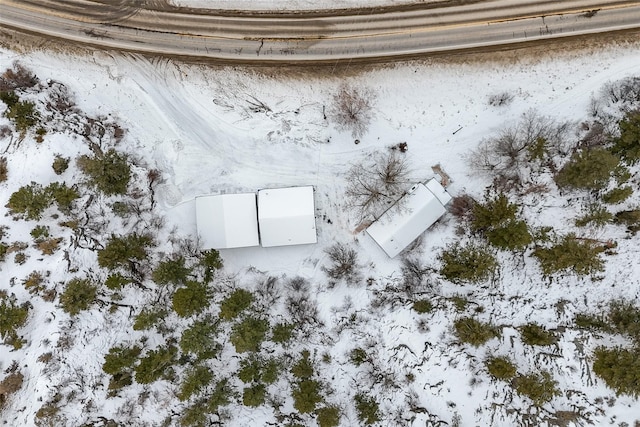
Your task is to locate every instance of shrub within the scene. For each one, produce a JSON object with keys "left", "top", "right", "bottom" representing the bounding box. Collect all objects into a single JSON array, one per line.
[
  {"left": 36, "top": 237, "right": 63, "bottom": 255},
  {"left": 453, "top": 317, "right": 500, "bottom": 347},
  {"left": 133, "top": 307, "right": 168, "bottom": 331},
  {"left": 0, "top": 294, "right": 29, "bottom": 348},
  {"left": 152, "top": 257, "right": 191, "bottom": 286},
  {"left": 22, "top": 271, "right": 46, "bottom": 296},
  {"left": 354, "top": 393, "right": 380, "bottom": 425},
  {"left": 52, "top": 155, "right": 70, "bottom": 175},
  {"left": 574, "top": 313, "right": 611, "bottom": 331},
  {"left": 292, "top": 350, "right": 315, "bottom": 380},
  {"left": 7, "top": 182, "right": 51, "bottom": 220},
  {"left": 180, "top": 317, "right": 220, "bottom": 360},
  {"left": 97, "top": 233, "right": 153, "bottom": 270},
  {"left": 485, "top": 356, "right": 517, "bottom": 380},
  {"left": 30, "top": 225, "right": 49, "bottom": 241},
  {"left": 603, "top": 186, "right": 633, "bottom": 204},
  {"left": 0, "top": 371, "right": 24, "bottom": 406},
  {"left": 134, "top": 345, "right": 178, "bottom": 384},
  {"left": 178, "top": 365, "right": 213, "bottom": 401},
  {"left": 439, "top": 242, "right": 498, "bottom": 284},
  {"left": 614, "top": 209, "right": 640, "bottom": 233},
  {"left": 219, "top": 289, "right": 254, "bottom": 320},
  {"left": 104, "top": 273, "right": 131, "bottom": 290},
  {"left": 59, "top": 277, "right": 97, "bottom": 315},
  {"left": 513, "top": 371, "right": 561, "bottom": 405},
  {"left": 593, "top": 346, "right": 640, "bottom": 397},
  {"left": 292, "top": 379, "right": 323, "bottom": 413},
  {"left": 102, "top": 345, "right": 141, "bottom": 376},
  {"left": 520, "top": 323, "right": 558, "bottom": 346},
  {"left": 555, "top": 148, "right": 619, "bottom": 190},
  {"left": 485, "top": 219, "right": 532, "bottom": 250},
  {"left": 612, "top": 109, "right": 640, "bottom": 164},
  {"left": 238, "top": 356, "right": 280, "bottom": 384},
  {"left": 180, "top": 400, "right": 208, "bottom": 427},
  {"left": 46, "top": 182, "right": 79, "bottom": 213},
  {"left": 471, "top": 193, "right": 518, "bottom": 231},
  {"left": 0, "top": 157, "right": 7, "bottom": 182},
  {"left": 103, "top": 345, "right": 140, "bottom": 393},
  {"left": 322, "top": 243, "right": 361, "bottom": 284},
  {"left": 206, "top": 378, "right": 234, "bottom": 412},
  {"left": 533, "top": 234, "right": 605, "bottom": 276},
  {"left": 449, "top": 194, "right": 476, "bottom": 219},
  {"left": 271, "top": 322, "right": 295, "bottom": 344},
  {"left": 77, "top": 149, "right": 131, "bottom": 195},
  {"left": 575, "top": 204, "right": 612, "bottom": 227},
  {"left": 349, "top": 348, "right": 369, "bottom": 367},
  {"left": 243, "top": 383, "right": 266, "bottom": 407},
  {"left": 230, "top": 316, "right": 269, "bottom": 353},
  {"left": 4, "top": 99, "right": 39, "bottom": 132},
  {"left": 412, "top": 299, "right": 433, "bottom": 314},
  {"left": 198, "top": 249, "right": 223, "bottom": 283},
  {"left": 172, "top": 281, "right": 209, "bottom": 318},
  {"left": 608, "top": 300, "right": 640, "bottom": 342},
  {"left": 316, "top": 406, "right": 341, "bottom": 427}
]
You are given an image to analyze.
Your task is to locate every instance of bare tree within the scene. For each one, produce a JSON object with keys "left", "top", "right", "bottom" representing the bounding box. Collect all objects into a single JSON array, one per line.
[
  {"left": 346, "top": 151, "right": 413, "bottom": 221},
  {"left": 467, "top": 111, "right": 572, "bottom": 186},
  {"left": 329, "top": 84, "right": 376, "bottom": 139}
]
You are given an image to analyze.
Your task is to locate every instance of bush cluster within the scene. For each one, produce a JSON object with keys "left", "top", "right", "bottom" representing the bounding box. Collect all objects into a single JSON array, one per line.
[
  {"left": 555, "top": 148, "right": 619, "bottom": 190},
  {"left": 7, "top": 182, "right": 79, "bottom": 220}
]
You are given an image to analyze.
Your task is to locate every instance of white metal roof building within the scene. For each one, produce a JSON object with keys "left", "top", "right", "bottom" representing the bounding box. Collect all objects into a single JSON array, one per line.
[
  {"left": 195, "top": 193, "right": 260, "bottom": 250},
  {"left": 257, "top": 186, "right": 317, "bottom": 247},
  {"left": 366, "top": 178, "right": 451, "bottom": 258}
]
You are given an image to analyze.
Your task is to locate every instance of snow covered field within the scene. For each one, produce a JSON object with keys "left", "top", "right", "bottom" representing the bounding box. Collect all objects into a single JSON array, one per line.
[{"left": 1, "top": 39, "right": 640, "bottom": 426}]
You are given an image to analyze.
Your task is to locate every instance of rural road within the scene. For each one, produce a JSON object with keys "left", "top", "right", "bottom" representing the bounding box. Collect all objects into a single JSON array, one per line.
[{"left": 1, "top": 0, "right": 639, "bottom": 63}]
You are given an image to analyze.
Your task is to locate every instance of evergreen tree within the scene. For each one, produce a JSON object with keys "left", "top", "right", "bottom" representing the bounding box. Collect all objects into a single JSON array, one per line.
[
  {"left": 134, "top": 345, "right": 178, "bottom": 384},
  {"left": 354, "top": 393, "right": 380, "bottom": 425},
  {"left": 593, "top": 346, "right": 640, "bottom": 397},
  {"left": 613, "top": 109, "right": 640, "bottom": 164},
  {"left": 7, "top": 182, "right": 51, "bottom": 220},
  {"left": 178, "top": 365, "right": 213, "bottom": 401},
  {"left": 439, "top": 242, "right": 497, "bottom": 284},
  {"left": 97, "top": 233, "right": 153, "bottom": 271},
  {"left": 180, "top": 317, "right": 219, "bottom": 359},
  {"left": 219, "top": 289, "right": 254, "bottom": 320},
  {"left": 77, "top": 149, "right": 131, "bottom": 195},
  {"left": 513, "top": 371, "right": 561, "bottom": 406},
  {"left": 485, "top": 356, "right": 517, "bottom": 381},
  {"left": 152, "top": 256, "right": 191, "bottom": 286},
  {"left": 59, "top": 277, "right": 97, "bottom": 315},
  {"left": 533, "top": 233, "right": 605, "bottom": 276},
  {"left": 230, "top": 317, "right": 269, "bottom": 353},
  {"left": 454, "top": 317, "right": 500, "bottom": 347},
  {"left": 0, "top": 294, "right": 29, "bottom": 348},
  {"left": 555, "top": 148, "right": 619, "bottom": 190},
  {"left": 172, "top": 281, "right": 209, "bottom": 318}
]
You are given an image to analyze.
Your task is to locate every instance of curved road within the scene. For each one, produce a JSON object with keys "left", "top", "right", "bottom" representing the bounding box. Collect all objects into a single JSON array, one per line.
[{"left": 1, "top": 0, "right": 639, "bottom": 63}]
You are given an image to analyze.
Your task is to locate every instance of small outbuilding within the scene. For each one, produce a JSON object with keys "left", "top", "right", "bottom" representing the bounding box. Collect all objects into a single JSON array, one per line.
[
  {"left": 195, "top": 193, "right": 260, "bottom": 250},
  {"left": 366, "top": 178, "right": 451, "bottom": 258},
  {"left": 257, "top": 186, "right": 317, "bottom": 247}
]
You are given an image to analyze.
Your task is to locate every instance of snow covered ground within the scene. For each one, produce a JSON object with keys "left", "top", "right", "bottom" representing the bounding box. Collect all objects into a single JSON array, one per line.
[
  {"left": 1, "top": 39, "right": 640, "bottom": 426},
  {"left": 169, "top": 0, "right": 432, "bottom": 11}
]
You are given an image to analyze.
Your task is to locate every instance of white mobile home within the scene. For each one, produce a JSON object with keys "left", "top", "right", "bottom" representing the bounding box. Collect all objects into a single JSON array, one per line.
[
  {"left": 257, "top": 186, "right": 317, "bottom": 247},
  {"left": 195, "top": 193, "right": 260, "bottom": 250},
  {"left": 366, "top": 179, "right": 451, "bottom": 258}
]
